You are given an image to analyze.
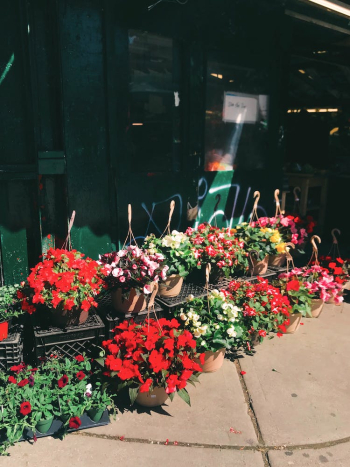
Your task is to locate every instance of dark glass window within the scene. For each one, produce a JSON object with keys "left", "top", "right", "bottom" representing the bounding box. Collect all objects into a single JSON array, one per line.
[{"left": 127, "top": 30, "right": 181, "bottom": 172}]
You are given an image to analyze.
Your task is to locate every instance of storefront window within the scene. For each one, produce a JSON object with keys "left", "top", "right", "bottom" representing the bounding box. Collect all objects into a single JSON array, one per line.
[
  {"left": 205, "top": 60, "right": 270, "bottom": 171},
  {"left": 127, "top": 30, "right": 181, "bottom": 172}
]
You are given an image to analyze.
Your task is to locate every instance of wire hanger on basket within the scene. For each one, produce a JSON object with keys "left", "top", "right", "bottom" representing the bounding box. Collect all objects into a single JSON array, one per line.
[
  {"left": 161, "top": 200, "right": 175, "bottom": 238},
  {"left": 274, "top": 189, "right": 283, "bottom": 218},
  {"left": 285, "top": 242, "right": 296, "bottom": 274},
  {"left": 122, "top": 204, "right": 138, "bottom": 248},
  {"left": 248, "top": 250, "right": 260, "bottom": 278},
  {"left": 308, "top": 235, "right": 322, "bottom": 266},
  {"left": 250, "top": 191, "right": 261, "bottom": 226},
  {"left": 328, "top": 228, "right": 341, "bottom": 260},
  {"left": 62, "top": 211, "right": 76, "bottom": 250},
  {"left": 205, "top": 263, "right": 211, "bottom": 313}
]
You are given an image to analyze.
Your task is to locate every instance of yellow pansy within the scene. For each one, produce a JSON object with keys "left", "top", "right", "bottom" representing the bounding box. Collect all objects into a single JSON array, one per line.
[{"left": 276, "top": 243, "right": 286, "bottom": 253}]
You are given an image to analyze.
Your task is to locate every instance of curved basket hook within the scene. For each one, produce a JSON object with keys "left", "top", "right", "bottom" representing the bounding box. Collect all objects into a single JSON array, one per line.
[
  {"left": 274, "top": 189, "right": 282, "bottom": 217},
  {"left": 293, "top": 186, "right": 301, "bottom": 202},
  {"left": 253, "top": 191, "right": 260, "bottom": 210},
  {"left": 331, "top": 228, "right": 341, "bottom": 245},
  {"left": 311, "top": 235, "right": 321, "bottom": 252}
]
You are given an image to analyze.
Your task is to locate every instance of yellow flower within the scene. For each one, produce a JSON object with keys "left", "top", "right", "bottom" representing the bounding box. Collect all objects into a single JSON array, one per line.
[
  {"left": 276, "top": 243, "right": 286, "bottom": 253},
  {"left": 270, "top": 235, "right": 280, "bottom": 243}
]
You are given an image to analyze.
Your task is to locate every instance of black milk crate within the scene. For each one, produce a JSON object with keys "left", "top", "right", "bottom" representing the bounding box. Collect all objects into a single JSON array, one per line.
[
  {"left": 33, "top": 312, "right": 105, "bottom": 362},
  {"left": 19, "top": 410, "right": 110, "bottom": 441},
  {"left": 245, "top": 268, "right": 277, "bottom": 283},
  {"left": 155, "top": 282, "right": 206, "bottom": 311},
  {"left": 96, "top": 293, "right": 165, "bottom": 339},
  {"left": 0, "top": 332, "right": 23, "bottom": 371}
]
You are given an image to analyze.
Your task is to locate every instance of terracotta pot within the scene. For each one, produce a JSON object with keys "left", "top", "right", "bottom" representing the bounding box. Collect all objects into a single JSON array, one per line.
[
  {"left": 112, "top": 288, "right": 146, "bottom": 314},
  {"left": 268, "top": 254, "right": 286, "bottom": 268},
  {"left": 199, "top": 348, "right": 226, "bottom": 373},
  {"left": 0, "top": 321, "right": 9, "bottom": 342},
  {"left": 250, "top": 332, "right": 261, "bottom": 347},
  {"left": 158, "top": 274, "right": 183, "bottom": 298},
  {"left": 249, "top": 256, "right": 269, "bottom": 276},
  {"left": 325, "top": 294, "right": 343, "bottom": 306},
  {"left": 51, "top": 306, "right": 89, "bottom": 327},
  {"left": 285, "top": 313, "right": 302, "bottom": 334},
  {"left": 136, "top": 387, "right": 169, "bottom": 407},
  {"left": 306, "top": 299, "right": 324, "bottom": 318}
]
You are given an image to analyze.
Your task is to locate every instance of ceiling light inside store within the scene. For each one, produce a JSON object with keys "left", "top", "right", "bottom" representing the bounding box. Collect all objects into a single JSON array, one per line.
[
  {"left": 210, "top": 73, "right": 223, "bottom": 79},
  {"left": 308, "top": 0, "right": 350, "bottom": 18},
  {"left": 287, "top": 108, "right": 338, "bottom": 113},
  {"left": 132, "top": 123, "right": 144, "bottom": 126},
  {"left": 299, "top": 69, "right": 306, "bottom": 74}
]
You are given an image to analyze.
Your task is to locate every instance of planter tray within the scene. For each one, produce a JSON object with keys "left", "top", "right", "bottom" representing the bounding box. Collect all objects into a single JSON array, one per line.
[
  {"left": 0, "top": 332, "right": 24, "bottom": 371},
  {"left": 32, "top": 312, "right": 105, "bottom": 362},
  {"left": 96, "top": 293, "right": 165, "bottom": 338},
  {"left": 19, "top": 410, "right": 110, "bottom": 442},
  {"left": 155, "top": 283, "right": 206, "bottom": 309}
]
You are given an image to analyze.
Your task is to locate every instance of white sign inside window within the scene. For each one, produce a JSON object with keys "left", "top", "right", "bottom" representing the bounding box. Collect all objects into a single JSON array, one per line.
[{"left": 223, "top": 92, "right": 258, "bottom": 124}]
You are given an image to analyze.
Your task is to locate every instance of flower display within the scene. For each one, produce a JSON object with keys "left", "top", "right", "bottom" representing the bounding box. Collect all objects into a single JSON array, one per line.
[
  {"left": 100, "top": 318, "right": 203, "bottom": 405},
  {"left": 235, "top": 223, "right": 286, "bottom": 260},
  {"left": 187, "top": 223, "right": 248, "bottom": 278},
  {"left": 227, "top": 278, "right": 291, "bottom": 342},
  {"left": 19, "top": 248, "right": 105, "bottom": 315},
  {"left": 317, "top": 256, "right": 350, "bottom": 287},
  {"left": 278, "top": 265, "right": 343, "bottom": 304},
  {"left": 143, "top": 231, "right": 197, "bottom": 278},
  {"left": 0, "top": 285, "right": 24, "bottom": 323},
  {"left": 274, "top": 275, "right": 314, "bottom": 317},
  {"left": 174, "top": 290, "right": 249, "bottom": 352},
  {"left": 98, "top": 245, "right": 165, "bottom": 297}
]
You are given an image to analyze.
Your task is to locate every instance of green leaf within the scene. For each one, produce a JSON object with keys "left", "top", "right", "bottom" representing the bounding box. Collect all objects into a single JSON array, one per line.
[
  {"left": 168, "top": 391, "right": 175, "bottom": 402},
  {"left": 177, "top": 388, "right": 191, "bottom": 406},
  {"left": 129, "top": 387, "right": 139, "bottom": 406},
  {"left": 95, "top": 358, "right": 105, "bottom": 367}
]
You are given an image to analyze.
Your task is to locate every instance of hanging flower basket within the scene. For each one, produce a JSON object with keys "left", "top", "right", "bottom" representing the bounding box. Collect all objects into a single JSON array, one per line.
[
  {"left": 268, "top": 254, "right": 286, "bottom": 267},
  {"left": 249, "top": 256, "right": 269, "bottom": 276},
  {"left": 285, "top": 313, "right": 302, "bottom": 333},
  {"left": 308, "top": 299, "right": 324, "bottom": 318},
  {"left": 198, "top": 348, "right": 226, "bottom": 373},
  {"left": 111, "top": 288, "right": 147, "bottom": 314},
  {"left": 136, "top": 387, "right": 169, "bottom": 407},
  {"left": 158, "top": 274, "right": 183, "bottom": 298}
]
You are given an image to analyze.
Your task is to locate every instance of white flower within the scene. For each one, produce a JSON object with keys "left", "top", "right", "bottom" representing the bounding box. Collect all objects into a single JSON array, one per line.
[
  {"left": 227, "top": 327, "right": 237, "bottom": 338},
  {"left": 194, "top": 329, "right": 201, "bottom": 338},
  {"left": 180, "top": 313, "right": 187, "bottom": 321},
  {"left": 229, "top": 317, "right": 236, "bottom": 323},
  {"left": 85, "top": 383, "right": 92, "bottom": 397},
  {"left": 186, "top": 294, "right": 194, "bottom": 302},
  {"left": 217, "top": 314, "right": 223, "bottom": 321},
  {"left": 215, "top": 325, "right": 220, "bottom": 330},
  {"left": 187, "top": 311, "right": 193, "bottom": 319},
  {"left": 199, "top": 325, "right": 207, "bottom": 335},
  {"left": 201, "top": 340, "right": 206, "bottom": 345}
]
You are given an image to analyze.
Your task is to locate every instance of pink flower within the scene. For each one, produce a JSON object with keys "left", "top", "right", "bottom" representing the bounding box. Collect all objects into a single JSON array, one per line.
[
  {"left": 291, "top": 234, "right": 298, "bottom": 244},
  {"left": 280, "top": 217, "right": 290, "bottom": 227},
  {"left": 259, "top": 217, "right": 269, "bottom": 227},
  {"left": 185, "top": 227, "right": 194, "bottom": 235},
  {"left": 143, "top": 284, "right": 152, "bottom": 294},
  {"left": 132, "top": 264, "right": 137, "bottom": 270},
  {"left": 119, "top": 276, "right": 126, "bottom": 283},
  {"left": 112, "top": 268, "right": 123, "bottom": 277}
]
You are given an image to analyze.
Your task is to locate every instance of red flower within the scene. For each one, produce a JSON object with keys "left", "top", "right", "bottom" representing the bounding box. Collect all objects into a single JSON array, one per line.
[
  {"left": 20, "top": 401, "right": 31, "bottom": 416},
  {"left": 258, "top": 330, "right": 266, "bottom": 337},
  {"left": 333, "top": 267, "right": 343, "bottom": 275},
  {"left": 76, "top": 371, "right": 86, "bottom": 381},
  {"left": 328, "top": 262, "right": 336, "bottom": 269},
  {"left": 199, "top": 353, "right": 205, "bottom": 365},
  {"left": 69, "top": 416, "right": 82, "bottom": 429},
  {"left": 277, "top": 332, "right": 283, "bottom": 337},
  {"left": 8, "top": 376, "right": 17, "bottom": 384},
  {"left": 81, "top": 300, "right": 91, "bottom": 312},
  {"left": 105, "top": 355, "right": 122, "bottom": 372},
  {"left": 336, "top": 257, "right": 344, "bottom": 264},
  {"left": 75, "top": 355, "right": 84, "bottom": 362},
  {"left": 58, "top": 375, "right": 69, "bottom": 388},
  {"left": 139, "top": 378, "right": 153, "bottom": 393},
  {"left": 17, "top": 379, "right": 29, "bottom": 387},
  {"left": 286, "top": 280, "right": 300, "bottom": 292}
]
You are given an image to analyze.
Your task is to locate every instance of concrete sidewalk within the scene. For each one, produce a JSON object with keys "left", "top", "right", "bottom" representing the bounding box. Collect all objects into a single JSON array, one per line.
[{"left": 3, "top": 302, "right": 350, "bottom": 466}]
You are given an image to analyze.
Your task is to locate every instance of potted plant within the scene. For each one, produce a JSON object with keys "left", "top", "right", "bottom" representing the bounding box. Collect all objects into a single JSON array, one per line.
[
  {"left": 143, "top": 231, "right": 196, "bottom": 297},
  {"left": 187, "top": 224, "right": 248, "bottom": 283},
  {"left": 98, "top": 318, "right": 203, "bottom": 407},
  {"left": 275, "top": 274, "right": 314, "bottom": 333},
  {"left": 99, "top": 245, "right": 165, "bottom": 313},
  {"left": 19, "top": 248, "right": 106, "bottom": 327},
  {"left": 0, "top": 285, "right": 24, "bottom": 341},
  {"left": 227, "top": 278, "right": 291, "bottom": 345},
  {"left": 317, "top": 256, "right": 350, "bottom": 299},
  {"left": 174, "top": 289, "right": 249, "bottom": 372}
]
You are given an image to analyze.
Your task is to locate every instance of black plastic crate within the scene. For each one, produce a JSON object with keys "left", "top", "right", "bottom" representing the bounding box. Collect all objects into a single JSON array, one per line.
[
  {"left": 155, "top": 282, "right": 206, "bottom": 310},
  {"left": 33, "top": 312, "right": 105, "bottom": 362},
  {"left": 0, "top": 332, "right": 23, "bottom": 371},
  {"left": 96, "top": 293, "right": 165, "bottom": 339}
]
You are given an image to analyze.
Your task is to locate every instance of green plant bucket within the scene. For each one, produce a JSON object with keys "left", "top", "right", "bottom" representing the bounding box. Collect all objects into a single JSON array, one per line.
[
  {"left": 60, "top": 414, "right": 70, "bottom": 423},
  {"left": 87, "top": 408, "right": 104, "bottom": 423},
  {"left": 36, "top": 416, "right": 54, "bottom": 434}
]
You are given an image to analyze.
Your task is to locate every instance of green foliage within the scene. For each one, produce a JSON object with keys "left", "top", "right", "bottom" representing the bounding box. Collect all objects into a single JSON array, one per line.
[{"left": 0, "top": 285, "right": 24, "bottom": 322}]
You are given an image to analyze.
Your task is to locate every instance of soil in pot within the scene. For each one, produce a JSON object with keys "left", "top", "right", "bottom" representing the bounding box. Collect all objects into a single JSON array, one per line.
[
  {"left": 285, "top": 313, "right": 302, "bottom": 334},
  {"left": 306, "top": 299, "right": 324, "bottom": 318},
  {"left": 248, "top": 256, "right": 268, "bottom": 276},
  {"left": 51, "top": 306, "right": 89, "bottom": 327},
  {"left": 87, "top": 408, "right": 104, "bottom": 423},
  {"left": 112, "top": 288, "right": 146, "bottom": 314},
  {"left": 36, "top": 416, "right": 54, "bottom": 434},
  {"left": 136, "top": 387, "right": 169, "bottom": 407},
  {"left": 268, "top": 254, "right": 286, "bottom": 268},
  {"left": 199, "top": 348, "right": 226, "bottom": 373},
  {"left": 158, "top": 275, "right": 183, "bottom": 298},
  {"left": 0, "top": 321, "right": 9, "bottom": 342}
]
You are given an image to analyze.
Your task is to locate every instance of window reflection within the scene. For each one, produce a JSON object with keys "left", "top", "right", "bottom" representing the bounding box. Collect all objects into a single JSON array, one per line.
[{"left": 205, "top": 61, "right": 270, "bottom": 172}]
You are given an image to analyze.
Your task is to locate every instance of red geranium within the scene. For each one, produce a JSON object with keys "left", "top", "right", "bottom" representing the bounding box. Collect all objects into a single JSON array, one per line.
[
  {"left": 286, "top": 280, "right": 300, "bottom": 292},
  {"left": 76, "top": 371, "right": 86, "bottom": 381},
  {"left": 69, "top": 416, "right": 82, "bottom": 429},
  {"left": 20, "top": 401, "right": 31, "bottom": 416},
  {"left": 17, "top": 379, "right": 29, "bottom": 387},
  {"left": 75, "top": 355, "right": 84, "bottom": 362},
  {"left": 58, "top": 375, "right": 69, "bottom": 388},
  {"left": 102, "top": 318, "right": 202, "bottom": 405},
  {"left": 8, "top": 376, "right": 17, "bottom": 384}
]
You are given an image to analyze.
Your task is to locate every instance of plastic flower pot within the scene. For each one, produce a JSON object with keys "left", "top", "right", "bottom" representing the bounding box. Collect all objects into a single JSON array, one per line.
[
  {"left": 306, "top": 299, "right": 324, "bottom": 318},
  {"left": 36, "top": 416, "right": 54, "bottom": 434},
  {"left": 112, "top": 288, "right": 146, "bottom": 314},
  {"left": 268, "top": 254, "right": 286, "bottom": 268},
  {"left": 199, "top": 348, "right": 226, "bottom": 373},
  {"left": 136, "top": 387, "right": 169, "bottom": 407},
  {"left": 248, "top": 256, "right": 268, "bottom": 276},
  {"left": 0, "top": 321, "right": 9, "bottom": 342},
  {"left": 158, "top": 274, "right": 183, "bottom": 298},
  {"left": 285, "top": 313, "right": 302, "bottom": 333},
  {"left": 87, "top": 408, "right": 105, "bottom": 423},
  {"left": 51, "top": 306, "right": 89, "bottom": 327}
]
